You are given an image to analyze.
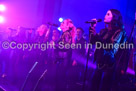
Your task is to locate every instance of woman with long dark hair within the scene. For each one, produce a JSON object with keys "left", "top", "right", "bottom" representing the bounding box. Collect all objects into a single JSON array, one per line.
[{"left": 90, "top": 9, "right": 127, "bottom": 91}]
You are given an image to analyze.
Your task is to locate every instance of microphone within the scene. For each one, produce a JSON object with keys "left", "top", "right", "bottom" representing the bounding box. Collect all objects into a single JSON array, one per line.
[
  {"left": 33, "top": 69, "right": 47, "bottom": 91},
  {"left": 85, "top": 19, "right": 102, "bottom": 23},
  {"left": 7, "top": 28, "right": 17, "bottom": 31},
  {"left": 19, "top": 26, "right": 35, "bottom": 30},
  {"left": 21, "top": 61, "right": 38, "bottom": 91},
  {"left": 29, "top": 62, "right": 38, "bottom": 73},
  {"left": 47, "top": 22, "right": 59, "bottom": 27}
]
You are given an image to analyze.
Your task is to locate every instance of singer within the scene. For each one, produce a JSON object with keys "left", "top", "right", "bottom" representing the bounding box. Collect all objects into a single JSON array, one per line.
[
  {"left": 55, "top": 19, "right": 76, "bottom": 91},
  {"left": 90, "top": 9, "right": 127, "bottom": 91}
]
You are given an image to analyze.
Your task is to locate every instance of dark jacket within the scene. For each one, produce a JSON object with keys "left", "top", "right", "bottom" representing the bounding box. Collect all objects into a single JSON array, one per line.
[{"left": 90, "top": 28, "right": 125, "bottom": 69}]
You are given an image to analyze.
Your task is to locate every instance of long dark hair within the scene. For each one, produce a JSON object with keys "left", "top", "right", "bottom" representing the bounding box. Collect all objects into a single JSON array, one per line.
[{"left": 108, "top": 9, "right": 124, "bottom": 30}]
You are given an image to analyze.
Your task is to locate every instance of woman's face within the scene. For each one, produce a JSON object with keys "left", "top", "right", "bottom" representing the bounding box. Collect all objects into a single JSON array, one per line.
[
  {"left": 104, "top": 10, "right": 113, "bottom": 23},
  {"left": 37, "top": 24, "right": 48, "bottom": 36}
]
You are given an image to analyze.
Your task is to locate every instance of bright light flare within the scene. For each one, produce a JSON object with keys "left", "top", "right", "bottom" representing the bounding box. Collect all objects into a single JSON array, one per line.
[
  {"left": 0, "top": 16, "right": 5, "bottom": 23},
  {"left": 59, "top": 18, "right": 63, "bottom": 22},
  {"left": 0, "top": 4, "right": 6, "bottom": 12},
  {"left": 57, "top": 27, "right": 62, "bottom": 31}
]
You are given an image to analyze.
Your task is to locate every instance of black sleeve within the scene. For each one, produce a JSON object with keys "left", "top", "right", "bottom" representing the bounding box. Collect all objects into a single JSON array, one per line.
[{"left": 89, "top": 28, "right": 107, "bottom": 44}]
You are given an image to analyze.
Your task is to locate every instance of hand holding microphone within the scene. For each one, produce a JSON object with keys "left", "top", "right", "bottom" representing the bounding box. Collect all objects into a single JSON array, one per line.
[
  {"left": 90, "top": 18, "right": 97, "bottom": 27},
  {"left": 85, "top": 18, "right": 102, "bottom": 35},
  {"left": 89, "top": 18, "right": 98, "bottom": 35}
]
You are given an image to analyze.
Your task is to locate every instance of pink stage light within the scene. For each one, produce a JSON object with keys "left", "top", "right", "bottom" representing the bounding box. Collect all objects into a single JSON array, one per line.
[
  {"left": 0, "top": 4, "right": 6, "bottom": 12},
  {"left": 0, "top": 16, "right": 5, "bottom": 23}
]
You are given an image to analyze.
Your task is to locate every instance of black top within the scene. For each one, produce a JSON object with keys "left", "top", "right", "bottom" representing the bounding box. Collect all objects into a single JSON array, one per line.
[{"left": 90, "top": 28, "right": 124, "bottom": 67}]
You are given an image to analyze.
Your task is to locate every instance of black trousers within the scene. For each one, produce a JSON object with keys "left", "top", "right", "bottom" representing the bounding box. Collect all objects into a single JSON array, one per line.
[{"left": 90, "top": 68, "right": 115, "bottom": 91}]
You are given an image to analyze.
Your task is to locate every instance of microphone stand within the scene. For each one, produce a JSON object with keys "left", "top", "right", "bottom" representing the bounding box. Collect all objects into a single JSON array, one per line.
[
  {"left": 33, "top": 69, "right": 47, "bottom": 91},
  {"left": 82, "top": 27, "right": 92, "bottom": 91},
  {"left": 21, "top": 62, "right": 38, "bottom": 91}
]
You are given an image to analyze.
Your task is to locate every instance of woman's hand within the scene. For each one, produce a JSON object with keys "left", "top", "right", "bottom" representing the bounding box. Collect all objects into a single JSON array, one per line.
[
  {"left": 89, "top": 29, "right": 96, "bottom": 35},
  {"left": 90, "top": 18, "right": 97, "bottom": 28},
  {"left": 89, "top": 18, "right": 97, "bottom": 35}
]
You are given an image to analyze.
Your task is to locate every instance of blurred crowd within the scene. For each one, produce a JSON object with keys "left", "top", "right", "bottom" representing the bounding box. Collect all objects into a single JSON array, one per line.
[{"left": 0, "top": 19, "right": 92, "bottom": 91}]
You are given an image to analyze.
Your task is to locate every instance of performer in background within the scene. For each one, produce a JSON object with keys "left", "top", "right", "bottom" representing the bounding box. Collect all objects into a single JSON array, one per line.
[
  {"left": 55, "top": 19, "right": 76, "bottom": 91},
  {"left": 34, "top": 24, "right": 50, "bottom": 65},
  {"left": 44, "top": 29, "right": 61, "bottom": 88},
  {"left": 35, "top": 24, "right": 49, "bottom": 43},
  {"left": 48, "top": 29, "right": 61, "bottom": 64},
  {"left": 74, "top": 27, "right": 86, "bottom": 57},
  {"left": 0, "top": 28, "right": 11, "bottom": 78},
  {"left": 71, "top": 27, "right": 86, "bottom": 86},
  {"left": 57, "top": 19, "right": 76, "bottom": 66},
  {"left": 60, "top": 19, "right": 76, "bottom": 43},
  {"left": 90, "top": 9, "right": 126, "bottom": 91},
  {"left": 25, "top": 24, "right": 50, "bottom": 91}
]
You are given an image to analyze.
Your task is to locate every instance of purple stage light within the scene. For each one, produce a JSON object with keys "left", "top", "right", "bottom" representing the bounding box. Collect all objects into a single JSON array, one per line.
[
  {"left": 59, "top": 18, "right": 63, "bottom": 22},
  {"left": 0, "top": 4, "right": 6, "bottom": 12},
  {"left": 126, "top": 67, "right": 135, "bottom": 75}
]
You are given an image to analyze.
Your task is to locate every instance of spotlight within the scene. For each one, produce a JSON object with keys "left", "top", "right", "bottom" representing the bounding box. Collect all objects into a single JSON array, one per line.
[
  {"left": 0, "top": 4, "right": 6, "bottom": 12},
  {"left": 0, "top": 16, "right": 4, "bottom": 23},
  {"left": 57, "top": 27, "right": 62, "bottom": 31},
  {"left": 59, "top": 18, "right": 63, "bottom": 22}
]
